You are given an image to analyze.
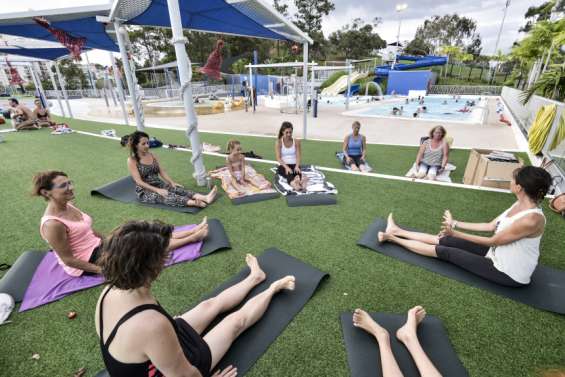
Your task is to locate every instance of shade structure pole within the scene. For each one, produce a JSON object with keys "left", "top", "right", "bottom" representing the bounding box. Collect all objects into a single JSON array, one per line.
[
  {"left": 166, "top": 0, "right": 207, "bottom": 186},
  {"left": 105, "top": 69, "right": 118, "bottom": 106},
  {"left": 109, "top": 52, "right": 129, "bottom": 126},
  {"left": 345, "top": 59, "right": 351, "bottom": 110},
  {"left": 31, "top": 62, "right": 47, "bottom": 108},
  {"left": 248, "top": 66, "right": 255, "bottom": 112},
  {"left": 84, "top": 51, "right": 99, "bottom": 97},
  {"left": 47, "top": 62, "right": 66, "bottom": 117},
  {"left": 302, "top": 42, "right": 308, "bottom": 139},
  {"left": 115, "top": 22, "right": 144, "bottom": 131},
  {"left": 54, "top": 61, "right": 73, "bottom": 118}
]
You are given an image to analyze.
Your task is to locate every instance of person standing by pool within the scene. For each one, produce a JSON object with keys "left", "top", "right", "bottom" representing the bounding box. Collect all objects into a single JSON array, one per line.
[
  {"left": 342, "top": 121, "right": 369, "bottom": 172},
  {"left": 275, "top": 121, "right": 308, "bottom": 191},
  {"left": 412, "top": 126, "right": 449, "bottom": 180}
]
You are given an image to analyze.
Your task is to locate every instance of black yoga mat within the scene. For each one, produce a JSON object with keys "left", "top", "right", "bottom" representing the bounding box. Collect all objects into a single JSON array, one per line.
[
  {"left": 200, "top": 219, "right": 231, "bottom": 256},
  {"left": 95, "top": 248, "right": 327, "bottom": 376},
  {"left": 286, "top": 193, "right": 337, "bottom": 207},
  {"left": 0, "top": 220, "right": 230, "bottom": 304},
  {"left": 340, "top": 312, "right": 468, "bottom": 377},
  {"left": 91, "top": 176, "right": 202, "bottom": 213},
  {"left": 232, "top": 192, "right": 280, "bottom": 205},
  {"left": 0, "top": 250, "right": 47, "bottom": 302},
  {"left": 357, "top": 218, "right": 565, "bottom": 314}
]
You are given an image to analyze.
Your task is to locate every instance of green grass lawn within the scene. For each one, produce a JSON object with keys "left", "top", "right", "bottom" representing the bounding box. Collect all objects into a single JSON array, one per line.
[{"left": 0, "top": 123, "right": 562, "bottom": 377}]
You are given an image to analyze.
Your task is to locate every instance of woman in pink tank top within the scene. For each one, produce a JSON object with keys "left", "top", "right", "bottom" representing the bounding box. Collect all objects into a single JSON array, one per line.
[{"left": 33, "top": 171, "right": 211, "bottom": 277}]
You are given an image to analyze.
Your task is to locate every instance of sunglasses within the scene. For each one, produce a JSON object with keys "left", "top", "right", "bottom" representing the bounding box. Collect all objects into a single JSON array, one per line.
[{"left": 52, "top": 180, "right": 74, "bottom": 190}]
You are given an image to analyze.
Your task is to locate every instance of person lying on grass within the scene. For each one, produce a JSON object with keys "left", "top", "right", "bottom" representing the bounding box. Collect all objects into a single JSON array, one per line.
[
  {"left": 378, "top": 166, "right": 552, "bottom": 287},
  {"left": 342, "top": 121, "right": 368, "bottom": 172},
  {"left": 353, "top": 306, "right": 442, "bottom": 377},
  {"left": 127, "top": 131, "right": 217, "bottom": 208},
  {"left": 225, "top": 139, "right": 271, "bottom": 195},
  {"left": 275, "top": 121, "right": 308, "bottom": 192},
  {"left": 34, "top": 170, "right": 209, "bottom": 277},
  {"left": 409, "top": 126, "right": 449, "bottom": 180},
  {"left": 96, "top": 220, "right": 295, "bottom": 377}
]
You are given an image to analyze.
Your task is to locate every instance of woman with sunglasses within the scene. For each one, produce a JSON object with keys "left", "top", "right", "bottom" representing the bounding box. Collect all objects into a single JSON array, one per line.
[{"left": 33, "top": 171, "right": 209, "bottom": 277}]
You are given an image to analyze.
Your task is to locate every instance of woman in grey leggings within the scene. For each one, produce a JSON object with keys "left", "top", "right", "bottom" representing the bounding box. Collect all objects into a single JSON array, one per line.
[{"left": 378, "top": 166, "right": 552, "bottom": 287}]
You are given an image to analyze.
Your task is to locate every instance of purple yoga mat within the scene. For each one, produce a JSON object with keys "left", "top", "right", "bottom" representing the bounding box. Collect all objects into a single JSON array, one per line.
[{"left": 20, "top": 225, "right": 203, "bottom": 312}]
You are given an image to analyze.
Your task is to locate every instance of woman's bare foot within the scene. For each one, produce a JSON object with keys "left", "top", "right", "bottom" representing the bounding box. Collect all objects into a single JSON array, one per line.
[
  {"left": 353, "top": 308, "right": 389, "bottom": 342},
  {"left": 204, "top": 186, "right": 218, "bottom": 204},
  {"left": 377, "top": 231, "right": 391, "bottom": 244},
  {"left": 187, "top": 198, "right": 207, "bottom": 208},
  {"left": 386, "top": 213, "right": 400, "bottom": 235},
  {"left": 396, "top": 305, "right": 426, "bottom": 345},
  {"left": 193, "top": 224, "right": 209, "bottom": 241},
  {"left": 245, "top": 254, "right": 266, "bottom": 284},
  {"left": 270, "top": 275, "right": 296, "bottom": 292},
  {"left": 195, "top": 216, "right": 208, "bottom": 230}
]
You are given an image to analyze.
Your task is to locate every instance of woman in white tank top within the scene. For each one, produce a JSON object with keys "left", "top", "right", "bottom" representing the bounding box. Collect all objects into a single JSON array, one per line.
[
  {"left": 377, "top": 166, "right": 552, "bottom": 286},
  {"left": 275, "top": 122, "right": 308, "bottom": 191}
]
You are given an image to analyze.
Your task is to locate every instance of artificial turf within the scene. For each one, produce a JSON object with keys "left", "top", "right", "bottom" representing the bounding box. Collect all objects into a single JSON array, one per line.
[{"left": 0, "top": 121, "right": 562, "bottom": 377}]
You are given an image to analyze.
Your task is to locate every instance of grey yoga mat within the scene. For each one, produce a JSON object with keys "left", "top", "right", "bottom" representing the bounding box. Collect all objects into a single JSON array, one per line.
[
  {"left": 357, "top": 218, "right": 565, "bottom": 314},
  {"left": 95, "top": 248, "right": 328, "bottom": 377},
  {"left": 91, "top": 176, "right": 202, "bottom": 213},
  {"left": 340, "top": 312, "right": 468, "bottom": 377},
  {"left": 0, "top": 219, "right": 230, "bottom": 303},
  {"left": 0, "top": 251, "right": 47, "bottom": 302},
  {"left": 232, "top": 192, "right": 280, "bottom": 205},
  {"left": 286, "top": 193, "right": 337, "bottom": 207}
]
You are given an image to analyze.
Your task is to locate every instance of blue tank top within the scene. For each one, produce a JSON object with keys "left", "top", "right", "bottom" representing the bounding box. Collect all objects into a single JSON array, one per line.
[{"left": 347, "top": 135, "right": 363, "bottom": 156}]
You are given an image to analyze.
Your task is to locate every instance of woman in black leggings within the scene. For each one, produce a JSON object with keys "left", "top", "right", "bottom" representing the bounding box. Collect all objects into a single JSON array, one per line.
[{"left": 378, "top": 166, "right": 552, "bottom": 287}]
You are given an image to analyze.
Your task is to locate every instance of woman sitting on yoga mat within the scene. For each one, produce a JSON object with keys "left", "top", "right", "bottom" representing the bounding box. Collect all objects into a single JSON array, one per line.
[
  {"left": 379, "top": 166, "right": 552, "bottom": 287},
  {"left": 353, "top": 306, "right": 442, "bottom": 377},
  {"left": 275, "top": 121, "right": 308, "bottom": 191},
  {"left": 226, "top": 139, "right": 271, "bottom": 194},
  {"left": 95, "top": 220, "right": 295, "bottom": 377},
  {"left": 410, "top": 126, "right": 449, "bottom": 180},
  {"left": 342, "top": 121, "right": 368, "bottom": 172},
  {"left": 127, "top": 131, "right": 217, "bottom": 208},
  {"left": 34, "top": 171, "right": 210, "bottom": 277}
]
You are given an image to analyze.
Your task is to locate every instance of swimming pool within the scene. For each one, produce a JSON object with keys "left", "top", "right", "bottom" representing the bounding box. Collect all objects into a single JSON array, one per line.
[{"left": 343, "top": 95, "right": 486, "bottom": 124}]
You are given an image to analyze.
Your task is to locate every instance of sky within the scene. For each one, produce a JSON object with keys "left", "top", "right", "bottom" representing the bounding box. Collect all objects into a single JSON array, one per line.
[{"left": 0, "top": 0, "right": 547, "bottom": 65}]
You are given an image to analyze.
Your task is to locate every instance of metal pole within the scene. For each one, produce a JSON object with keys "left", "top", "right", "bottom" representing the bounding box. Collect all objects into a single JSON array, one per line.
[
  {"left": 345, "top": 59, "right": 351, "bottom": 110},
  {"left": 47, "top": 62, "right": 66, "bottom": 117},
  {"left": 105, "top": 69, "right": 118, "bottom": 106},
  {"left": 115, "top": 22, "right": 144, "bottom": 130},
  {"left": 54, "top": 61, "right": 73, "bottom": 118},
  {"left": 84, "top": 52, "right": 99, "bottom": 97},
  {"left": 493, "top": 0, "right": 510, "bottom": 56},
  {"left": 310, "top": 65, "right": 315, "bottom": 118},
  {"left": 166, "top": 0, "right": 207, "bottom": 186},
  {"left": 109, "top": 52, "right": 129, "bottom": 126},
  {"left": 302, "top": 42, "right": 308, "bottom": 139},
  {"left": 248, "top": 66, "right": 255, "bottom": 112}
]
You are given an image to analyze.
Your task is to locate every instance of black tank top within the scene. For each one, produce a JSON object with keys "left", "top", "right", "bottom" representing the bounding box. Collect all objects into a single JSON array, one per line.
[{"left": 98, "top": 287, "right": 176, "bottom": 377}]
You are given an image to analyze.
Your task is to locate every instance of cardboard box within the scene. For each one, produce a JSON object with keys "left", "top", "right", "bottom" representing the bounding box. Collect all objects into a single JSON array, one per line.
[{"left": 463, "top": 149, "right": 523, "bottom": 189}]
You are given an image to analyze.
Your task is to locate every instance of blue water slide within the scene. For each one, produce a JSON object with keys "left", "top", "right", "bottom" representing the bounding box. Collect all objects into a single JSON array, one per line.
[{"left": 375, "top": 55, "right": 447, "bottom": 78}]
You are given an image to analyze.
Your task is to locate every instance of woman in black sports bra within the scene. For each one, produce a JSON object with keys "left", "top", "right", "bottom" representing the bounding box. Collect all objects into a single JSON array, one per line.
[{"left": 95, "top": 220, "right": 296, "bottom": 377}]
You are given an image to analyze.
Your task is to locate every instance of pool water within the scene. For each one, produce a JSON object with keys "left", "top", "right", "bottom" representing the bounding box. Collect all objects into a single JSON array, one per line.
[{"left": 345, "top": 95, "right": 485, "bottom": 123}]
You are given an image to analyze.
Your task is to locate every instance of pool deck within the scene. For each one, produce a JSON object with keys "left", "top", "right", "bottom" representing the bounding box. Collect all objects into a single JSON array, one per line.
[{"left": 51, "top": 97, "right": 526, "bottom": 150}]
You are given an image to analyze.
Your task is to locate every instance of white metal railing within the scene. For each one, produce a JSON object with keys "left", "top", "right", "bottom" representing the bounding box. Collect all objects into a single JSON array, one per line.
[{"left": 428, "top": 85, "right": 502, "bottom": 95}]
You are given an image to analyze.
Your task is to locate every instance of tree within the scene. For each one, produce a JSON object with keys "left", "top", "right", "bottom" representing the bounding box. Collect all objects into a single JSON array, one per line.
[
  {"left": 328, "top": 18, "right": 386, "bottom": 59},
  {"left": 57, "top": 59, "right": 88, "bottom": 90},
  {"left": 519, "top": 1, "right": 555, "bottom": 33},
  {"left": 273, "top": 0, "right": 289, "bottom": 17},
  {"left": 521, "top": 63, "right": 565, "bottom": 103},
  {"left": 413, "top": 14, "right": 481, "bottom": 55},
  {"left": 404, "top": 37, "right": 432, "bottom": 56},
  {"left": 293, "top": 0, "right": 335, "bottom": 59}
]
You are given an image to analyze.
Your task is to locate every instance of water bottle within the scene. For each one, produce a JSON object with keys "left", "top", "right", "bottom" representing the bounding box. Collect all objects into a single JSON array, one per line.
[{"left": 206, "top": 176, "right": 212, "bottom": 189}]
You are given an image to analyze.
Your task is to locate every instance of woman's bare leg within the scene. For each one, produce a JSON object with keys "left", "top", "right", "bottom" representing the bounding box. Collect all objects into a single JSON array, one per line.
[
  {"left": 396, "top": 306, "right": 442, "bottom": 377},
  {"left": 353, "top": 309, "right": 404, "bottom": 377},
  {"left": 166, "top": 224, "right": 208, "bottom": 251},
  {"left": 378, "top": 232, "right": 438, "bottom": 258},
  {"left": 386, "top": 214, "right": 439, "bottom": 245},
  {"left": 172, "top": 217, "right": 207, "bottom": 239},
  {"left": 204, "top": 275, "right": 295, "bottom": 369},
  {"left": 179, "top": 254, "right": 266, "bottom": 334},
  {"left": 350, "top": 164, "right": 360, "bottom": 171}
]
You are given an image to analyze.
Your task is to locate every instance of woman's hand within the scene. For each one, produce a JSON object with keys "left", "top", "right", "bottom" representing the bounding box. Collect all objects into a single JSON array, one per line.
[
  {"left": 157, "top": 188, "right": 169, "bottom": 198},
  {"left": 212, "top": 365, "right": 237, "bottom": 377},
  {"left": 442, "top": 209, "right": 453, "bottom": 228},
  {"left": 346, "top": 156, "right": 353, "bottom": 164},
  {"left": 171, "top": 181, "right": 183, "bottom": 188},
  {"left": 284, "top": 165, "right": 292, "bottom": 175},
  {"left": 294, "top": 165, "right": 301, "bottom": 174}
]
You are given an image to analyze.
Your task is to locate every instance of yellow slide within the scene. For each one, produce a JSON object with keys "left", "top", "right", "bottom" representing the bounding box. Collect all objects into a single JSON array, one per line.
[
  {"left": 528, "top": 104, "right": 557, "bottom": 154},
  {"left": 321, "top": 72, "right": 364, "bottom": 96}
]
